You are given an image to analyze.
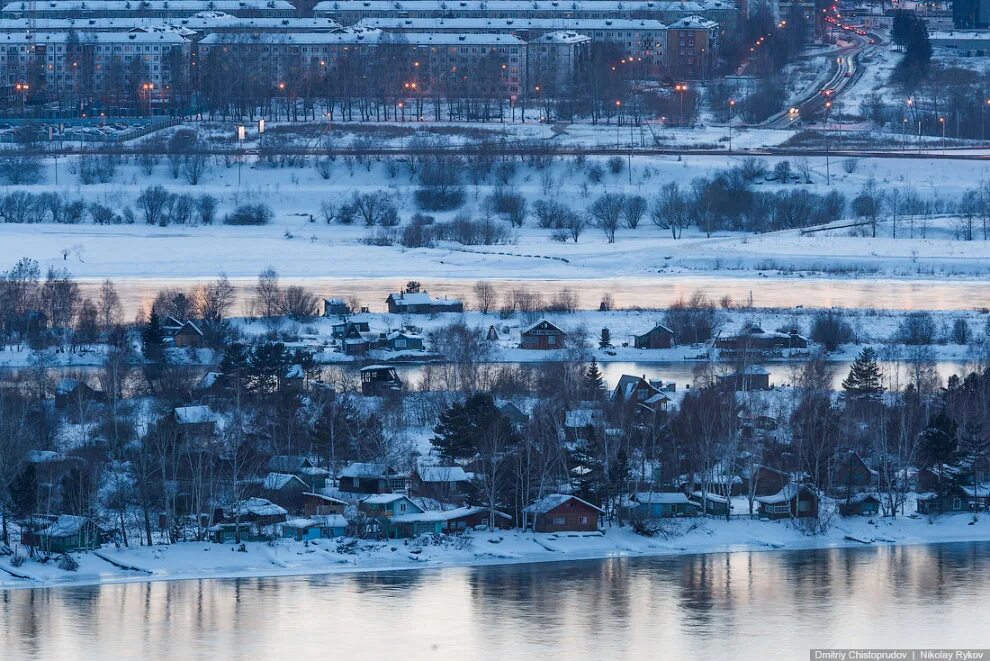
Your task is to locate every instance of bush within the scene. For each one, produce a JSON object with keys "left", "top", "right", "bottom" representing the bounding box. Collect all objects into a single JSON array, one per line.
[
  {"left": 0, "top": 154, "right": 43, "bottom": 185},
  {"left": 952, "top": 318, "right": 971, "bottom": 345},
  {"left": 57, "top": 554, "right": 79, "bottom": 572},
  {"left": 197, "top": 194, "right": 218, "bottom": 225},
  {"left": 607, "top": 156, "right": 624, "bottom": 174},
  {"left": 587, "top": 163, "right": 605, "bottom": 183},
  {"left": 225, "top": 203, "right": 273, "bottom": 226},
  {"left": 414, "top": 186, "right": 465, "bottom": 211},
  {"left": 896, "top": 312, "right": 937, "bottom": 345},
  {"left": 810, "top": 310, "right": 855, "bottom": 351}
]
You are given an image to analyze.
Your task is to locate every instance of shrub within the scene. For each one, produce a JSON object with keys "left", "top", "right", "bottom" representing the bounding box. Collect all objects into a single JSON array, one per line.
[
  {"left": 810, "top": 310, "right": 855, "bottom": 351},
  {"left": 197, "top": 194, "right": 218, "bottom": 225},
  {"left": 415, "top": 187, "right": 465, "bottom": 211},
  {"left": 951, "top": 318, "right": 971, "bottom": 345},
  {"left": 0, "top": 154, "right": 43, "bottom": 185},
  {"left": 607, "top": 156, "right": 624, "bottom": 174},
  {"left": 225, "top": 203, "right": 273, "bottom": 226},
  {"left": 896, "top": 312, "right": 937, "bottom": 345},
  {"left": 57, "top": 554, "right": 79, "bottom": 572}
]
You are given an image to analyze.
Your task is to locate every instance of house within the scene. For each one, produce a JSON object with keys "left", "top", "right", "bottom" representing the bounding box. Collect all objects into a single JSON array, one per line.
[
  {"left": 715, "top": 323, "right": 809, "bottom": 353},
  {"left": 838, "top": 493, "right": 882, "bottom": 517},
  {"left": 626, "top": 492, "right": 701, "bottom": 519},
  {"left": 169, "top": 405, "right": 219, "bottom": 439},
  {"left": 339, "top": 463, "right": 406, "bottom": 494},
  {"left": 689, "top": 491, "right": 732, "bottom": 516},
  {"left": 411, "top": 465, "right": 472, "bottom": 503},
  {"left": 756, "top": 484, "right": 819, "bottom": 520},
  {"left": 172, "top": 321, "right": 206, "bottom": 348},
  {"left": 748, "top": 465, "right": 793, "bottom": 497},
  {"left": 385, "top": 330, "right": 425, "bottom": 352},
  {"left": 497, "top": 401, "right": 529, "bottom": 429},
  {"left": 385, "top": 291, "right": 464, "bottom": 314},
  {"left": 280, "top": 514, "right": 348, "bottom": 541},
  {"left": 342, "top": 323, "right": 378, "bottom": 356},
  {"left": 258, "top": 472, "right": 309, "bottom": 513},
  {"left": 282, "top": 364, "right": 306, "bottom": 392},
  {"left": 716, "top": 366, "right": 771, "bottom": 391},
  {"left": 612, "top": 375, "right": 670, "bottom": 414},
  {"left": 519, "top": 319, "right": 566, "bottom": 350},
  {"left": 523, "top": 494, "right": 602, "bottom": 532},
  {"left": 358, "top": 493, "right": 424, "bottom": 519},
  {"left": 360, "top": 365, "right": 402, "bottom": 396},
  {"left": 634, "top": 323, "right": 675, "bottom": 349},
  {"left": 25, "top": 450, "right": 83, "bottom": 487},
  {"left": 207, "top": 522, "right": 255, "bottom": 544},
  {"left": 389, "top": 505, "right": 513, "bottom": 538},
  {"left": 564, "top": 407, "right": 602, "bottom": 442},
  {"left": 302, "top": 492, "right": 347, "bottom": 516},
  {"left": 833, "top": 451, "right": 878, "bottom": 494},
  {"left": 229, "top": 497, "right": 288, "bottom": 526},
  {"left": 266, "top": 456, "right": 330, "bottom": 491},
  {"left": 20, "top": 515, "right": 101, "bottom": 553},
  {"left": 917, "top": 483, "right": 990, "bottom": 515},
  {"left": 323, "top": 298, "right": 351, "bottom": 316},
  {"left": 332, "top": 317, "right": 371, "bottom": 339},
  {"left": 54, "top": 378, "right": 104, "bottom": 411}
]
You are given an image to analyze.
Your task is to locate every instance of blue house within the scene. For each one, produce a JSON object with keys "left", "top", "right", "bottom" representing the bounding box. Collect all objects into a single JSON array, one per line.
[
  {"left": 626, "top": 492, "right": 701, "bottom": 519},
  {"left": 280, "top": 515, "right": 349, "bottom": 541}
]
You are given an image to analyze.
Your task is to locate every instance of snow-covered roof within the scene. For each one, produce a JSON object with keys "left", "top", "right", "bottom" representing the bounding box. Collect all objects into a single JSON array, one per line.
[
  {"left": 267, "top": 455, "right": 311, "bottom": 473},
  {"left": 756, "top": 483, "right": 814, "bottom": 505},
  {"left": 388, "top": 291, "right": 464, "bottom": 306},
  {"left": 263, "top": 472, "right": 306, "bottom": 491},
  {"left": 37, "top": 514, "right": 93, "bottom": 537},
  {"left": 630, "top": 491, "right": 693, "bottom": 505},
  {"left": 303, "top": 491, "right": 346, "bottom": 503},
  {"left": 339, "top": 462, "right": 391, "bottom": 478},
  {"left": 392, "top": 505, "right": 509, "bottom": 523},
  {"left": 690, "top": 491, "right": 730, "bottom": 504},
  {"left": 521, "top": 318, "right": 564, "bottom": 335},
  {"left": 233, "top": 497, "right": 287, "bottom": 517},
  {"left": 199, "top": 29, "right": 382, "bottom": 45},
  {"left": 565, "top": 408, "right": 599, "bottom": 428},
  {"left": 315, "top": 0, "right": 709, "bottom": 13},
  {"left": 357, "top": 17, "right": 665, "bottom": 30},
  {"left": 2, "top": 0, "right": 295, "bottom": 11},
  {"left": 173, "top": 405, "right": 216, "bottom": 425},
  {"left": 417, "top": 466, "right": 469, "bottom": 483},
  {"left": 0, "top": 29, "right": 187, "bottom": 43},
  {"left": 26, "top": 449, "right": 65, "bottom": 463},
  {"left": 360, "top": 493, "right": 409, "bottom": 505},
  {"left": 523, "top": 493, "right": 602, "bottom": 514},
  {"left": 535, "top": 30, "right": 591, "bottom": 43},
  {"left": 668, "top": 14, "right": 718, "bottom": 28}
]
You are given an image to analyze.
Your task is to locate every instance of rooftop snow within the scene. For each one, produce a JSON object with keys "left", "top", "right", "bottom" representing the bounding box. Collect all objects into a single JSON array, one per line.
[{"left": 523, "top": 493, "right": 602, "bottom": 514}]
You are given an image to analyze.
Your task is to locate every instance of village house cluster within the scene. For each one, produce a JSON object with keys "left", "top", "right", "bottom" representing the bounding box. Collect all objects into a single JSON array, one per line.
[{"left": 0, "top": 0, "right": 728, "bottom": 108}]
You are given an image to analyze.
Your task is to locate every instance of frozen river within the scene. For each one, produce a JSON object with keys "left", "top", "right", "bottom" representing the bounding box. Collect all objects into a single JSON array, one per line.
[{"left": 1, "top": 542, "right": 988, "bottom": 660}]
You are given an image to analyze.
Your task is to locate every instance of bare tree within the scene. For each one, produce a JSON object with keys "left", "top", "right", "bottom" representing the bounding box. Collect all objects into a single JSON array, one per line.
[{"left": 588, "top": 193, "right": 626, "bottom": 243}]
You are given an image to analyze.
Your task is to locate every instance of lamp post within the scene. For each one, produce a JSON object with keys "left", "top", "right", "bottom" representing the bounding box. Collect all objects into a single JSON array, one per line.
[
  {"left": 983, "top": 98, "right": 990, "bottom": 141},
  {"left": 939, "top": 116, "right": 945, "bottom": 154},
  {"left": 727, "top": 98, "right": 736, "bottom": 152},
  {"left": 823, "top": 100, "right": 832, "bottom": 186},
  {"left": 674, "top": 83, "right": 687, "bottom": 126}
]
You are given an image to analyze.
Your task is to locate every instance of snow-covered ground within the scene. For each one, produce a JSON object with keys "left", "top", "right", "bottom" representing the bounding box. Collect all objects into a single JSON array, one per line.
[{"left": 2, "top": 509, "right": 988, "bottom": 590}]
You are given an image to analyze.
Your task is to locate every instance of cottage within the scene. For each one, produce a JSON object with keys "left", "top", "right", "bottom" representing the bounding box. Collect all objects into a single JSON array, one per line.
[
  {"left": 497, "top": 401, "right": 530, "bottom": 428},
  {"left": 715, "top": 323, "right": 809, "bottom": 352},
  {"left": 411, "top": 465, "right": 472, "bottom": 502},
  {"left": 259, "top": 472, "right": 309, "bottom": 513},
  {"left": 323, "top": 298, "right": 351, "bottom": 316},
  {"left": 612, "top": 375, "right": 670, "bottom": 415},
  {"left": 169, "top": 405, "right": 219, "bottom": 439},
  {"left": 523, "top": 494, "right": 602, "bottom": 532},
  {"left": 833, "top": 451, "right": 878, "bottom": 494},
  {"left": 689, "top": 491, "right": 732, "bottom": 516},
  {"left": 626, "top": 492, "right": 700, "bottom": 519},
  {"left": 332, "top": 316, "right": 372, "bottom": 339},
  {"left": 564, "top": 407, "right": 602, "bottom": 441},
  {"left": 389, "top": 505, "right": 512, "bottom": 537},
  {"left": 838, "top": 493, "right": 882, "bottom": 517},
  {"left": 21, "top": 515, "right": 102, "bottom": 553},
  {"left": 339, "top": 462, "right": 406, "bottom": 494},
  {"left": 716, "top": 366, "right": 771, "bottom": 391},
  {"left": 360, "top": 365, "right": 403, "bottom": 396},
  {"left": 302, "top": 492, "right": 347, "bottom": 516},
  {"left": 207, "top": 522, "right": 255, "bottom": 543},
  {"left": 172, "top": 321, "right": 206, "bottom": 348},
  {"left": 917, "top": 483, "right": 990, "bottom": 515},
  {"left": 230, "top": 497, "right": 288, "bottom": 526},
  {"left": 385, "top": 291, "right": 464, "bottom": 314},
  {"left": 280, "top": 514, "right": 348, "bottom": 541},
  {"left": 756, "top": 484, "right": 819, "bottom": 519},
  {"left": 634, "top": 323, "right": 675, "bottom": 349},
  {"left": 385, "top": 330, "right": 425, "bottom": 352},
  {"left": 519, "top": 319, "right": 566, "bottom": 350},
  {"left": 358, "top": 493, "right": 424, "bottom": 518},
  {"left": 54, "top": 378, "right": 104, "bottom": 411}
]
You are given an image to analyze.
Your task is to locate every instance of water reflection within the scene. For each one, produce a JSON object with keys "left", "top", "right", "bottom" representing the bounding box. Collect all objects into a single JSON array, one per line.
[{"left": 2, "top": 542, "right": 989, "bottom": 660}]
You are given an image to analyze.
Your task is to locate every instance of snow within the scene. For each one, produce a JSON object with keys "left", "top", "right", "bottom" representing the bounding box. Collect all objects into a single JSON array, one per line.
[
  {"left": 173, "top": 405, "right": 216, "bottom": 425},
  {"left": 5, "top": 512, "right": 990, "bottom": 590},
  {"left": 360, "top": 493, "right": 408, "bottom": 505},
  {"left": 630, "top": 492, "right": 692, "bottom": 504},
  {"left": 524, "top": 493, "right": 602, "bottom": 514},
  {"left": 416, "top": 466, "right": 469, "bottom": 482},
  {"left": 263, "top": 472, "right": 305, "bottom": 491},
  {"left": 339, "top": 462, "right": 390, "bottom": 478},
  {"left": 232, "top": 498, "right": 287, "bottom": 518}
]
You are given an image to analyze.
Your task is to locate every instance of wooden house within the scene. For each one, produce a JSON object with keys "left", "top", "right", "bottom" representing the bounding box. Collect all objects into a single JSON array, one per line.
[
  {"left": 385, "top": 330, "right": 425, "bottom": 352},
  {"left": 21, "top": 515, "right": 102, "bottom": 553},
  {"left": 258, "top": 472, "right": 309, "bottom": 513},
  {"left": 715, "top": 323, "right": 809, "bottom": 352},
  {"left": 833, "top": 451, "right": 878, "bottom": 494},
  {"left": 523, "top": 494, "right": 602, "bottom": 532},
  {"left": 519, "top": 319, "right": 566, "bottom": 350},
  {"left": 916, "top": 483, "right": 990, "bottom": 515},
  {"left": 612, "top": 375, "right": 670, "bottom": 415},
  {"left": 339, "top": 463, "right": 406, "bottom": 494},
  {"left": 411, "top": 465, "right": 472, "bottom": 503},
  {"left": 280, "top": 514, "right": 348, "bottom": 541},
  {"left": 358, "top": 494, "right": 424, "bottom": 529},
  {"left": 689, "top": 491, "right": 732, "bottom": 516},
  {"left": 302, "top": 492, "right": 347, "bottom": 516},
  {"left": 172, "top": 321, "right": 206, "bottom": 348},
  {"left": 54, "top": 378, "right": 104, "bottom": 411},
  {"left": 359, "top": 365, "right": 402, "bottom": 396},
  {"left": 385, "top": 291, "right": 463, "bottom": 314},
  {"left": 634, "top": 324, "right": 675, "bottom": 349},
  {"left": 625, "top": 492, "right": 700, "bottom": 519},
  {"left": 323, "top": 298, "right": 351, "bottom": 317},
  {"left": 266, "top": 456, "right": 330, "bottom": 492},
  {"left": 756, "top": 484, "right": 819, "bottom": 519},
  {"left": 332, "top": 317, "right": 371, "bottom": 339},
  {"left": 564, "top": 407, "right": 602, "bottom": 442},
  {"left": 166, "top": 405, "right": 219, "bottom": 440},
  {"left": 497, "top": 401, "right": 529, "bottom": 429},
  {"left": 388, "top": 505, "right": 513, "bottom": 538},
  {"left": 229, "top": 497, "right": 288, "bottom": 526},
  {"left": 838, "top": 493, "right": 882, "bottom": 517},
  {"left": 716, "top": 366, "right": 771, "bottom": 391}
]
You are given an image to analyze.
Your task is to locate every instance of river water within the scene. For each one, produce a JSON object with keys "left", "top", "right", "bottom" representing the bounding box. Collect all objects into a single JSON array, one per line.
[
  {"left": 77, "top": 276, "right": 990, "bottom": 317},
  {"left": 1, "top": 542, "right": 988, "bottom": 660}
]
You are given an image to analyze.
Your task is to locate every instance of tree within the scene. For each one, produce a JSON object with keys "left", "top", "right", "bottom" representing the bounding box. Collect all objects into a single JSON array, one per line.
[
  {"left": 917, "top": 410, "right": 959, "bottom": 510},
  {"left": 9, "top": 464, "right": 37, "bottom": 519},
  {"left": 137, "top": 185, "right": 175, "bottom": 226},
  {"left": 842, "top": 347, "right": 884, "bottom": 400},
  {"left": 473, "top": 281, "right": 496, "bottom": 314},
  {"left": 432, "top": 393, "right": 515, "bottom": 461},
  {"left": 651, "top": 182, "right": 689, "bottom": 239},
  {"left": 588, "top": 193, "right": 626, "bottom": 243},
  {"left": 141, "top": 312, "right": 167, "bottom": 361},
  {"left": 583, "top": 359, "right": 606, "bottom": 399}
]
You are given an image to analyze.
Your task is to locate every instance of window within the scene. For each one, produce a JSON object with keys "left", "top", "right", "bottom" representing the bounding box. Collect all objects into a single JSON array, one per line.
[
  {"left": 552, "top": 516, "right": 565, "bottom": 525},
  {"left": 579, "top": 516, "right": 588, "bottom": 524},
  {"left": 548, "top": 335, "right": 556, "bottom": 346}
]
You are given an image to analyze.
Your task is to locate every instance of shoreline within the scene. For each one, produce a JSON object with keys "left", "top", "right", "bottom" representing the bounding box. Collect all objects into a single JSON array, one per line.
[{"left": 3, "top": 515, "right": 989, "bottom": 592}]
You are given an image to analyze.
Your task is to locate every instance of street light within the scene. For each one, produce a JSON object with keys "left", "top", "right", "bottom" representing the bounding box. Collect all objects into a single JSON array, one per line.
[
  {"left": 939, "top": 116, "right": 946, "bottom": 153},
  {"left": 823, "top": 100, "right": 833, "bottom": 186},
  {"left": 674, "top": 83, "right": 687, "bottom": 125},
  {"left": 727, "top": 98, "right": 736, "bottom": 152}
]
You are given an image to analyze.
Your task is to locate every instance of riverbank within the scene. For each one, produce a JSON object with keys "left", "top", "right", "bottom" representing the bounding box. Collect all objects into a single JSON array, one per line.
[{"left": 3, "top": 511, "right": 988, "bottom": 591}]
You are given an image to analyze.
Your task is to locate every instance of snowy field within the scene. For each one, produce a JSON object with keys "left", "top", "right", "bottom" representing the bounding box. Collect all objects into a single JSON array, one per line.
[
  {"left": 2, "top": 150, "right": 990, "bottom": 292},
  {"left": 2, "top": 509, "right": 988, "bottom": 590}
]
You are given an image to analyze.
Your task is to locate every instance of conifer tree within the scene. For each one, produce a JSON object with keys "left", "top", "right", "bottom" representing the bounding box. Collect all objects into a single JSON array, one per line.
[
  {"left": 583, "top": 359, "right": 606, "bottom": 399},
  {"left": 842, "top": 347, "right": 884, "bottom": 399}
]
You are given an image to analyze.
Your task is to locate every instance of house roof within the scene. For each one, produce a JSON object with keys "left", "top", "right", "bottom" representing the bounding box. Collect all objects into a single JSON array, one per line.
[
  {"left": 233, "top": 497, "right": 287, "bottom": 517},
  {"left": 523, "top": 493, "right": 602, "bottom": 514},
  {"left": 263, "top": 473, "right": 307, "bottom": 491},
  {"left": 339, "top": 462, "right": 391, "bottom": 478},
  {"left": 690, "top": 491, "right": 731, "bottom": 504},
  {"left": 26, "top": 450, "right": 65, "bottom": 464},
  {"left": 173, "top": 405, "right": 216, "bottom": 424},
  {"left": 521, "top": 318, "right": 564, "bottom": 335},
  {"left": 302, "top": 492, "right": 346, "bottom": 504},
  {"left": 391, "top": 505, "right": 510, "bottom": 524},
  {"left": 282, "top": 515, "right": 347, "bottom": 529},
  {"left": 565, "top": 408, "right": 599, "bottom": 428},
  {"left": 37, "top": 514, "right": 93, "bottom": 538},
  {"left": 630, "top": 492, "right": 693, "bottom": 505},
  {"left": 417, "top": 466, "right": 469, "bottom": 483},
  {"left": 360, "top": 493, "right": 410, "bottom": 505},
  {"left": 267, "top": 455, "right": 313, "bottom": 473},
  {"left": 756, "top": 483, "right": 815, "bottom": 505}
]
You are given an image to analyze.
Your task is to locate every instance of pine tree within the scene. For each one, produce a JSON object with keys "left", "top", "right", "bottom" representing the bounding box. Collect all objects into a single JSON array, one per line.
[
  {"left": 918, "top": 410, "right": 960, "bottom": 506},
  {"left": 141, "top": 312, "right": 166, "bottom": 360},
  {"left": 599, "top": 327, "right": 612, "bottom": 348},
  {"left": 432, "top": 392, "right": 514, "bottom": 461},
  {"left": 842, "top": 347, "right": 884, "bottom": 399},
  {"left": 9, "top": 464, "right": 37, "bottom": 518},
  {"left": 583, "top": 359, "right": 606, "bottom": 399}
]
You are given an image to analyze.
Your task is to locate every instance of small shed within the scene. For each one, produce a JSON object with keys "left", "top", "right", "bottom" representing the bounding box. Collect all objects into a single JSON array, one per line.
[
  {"left": 838, "top": 493, "right": 882, "bottom": 517},
  {"left": 281, "top": 514, "right": 348, "bottom": 541},
  {"left": 634, "top": 324, "right": 675, "bottom": 349},
  {"left": 689, "top": 491, "right": 732, "bottom": 516},
  {"left": 302, "top": 492, "right": 347, "bottom": 516},
  {"left": 756, "top": 484, "right": 819, "bottom": 520},
  {"left": 626, "top": 492, "right": 700, "bottom": 519},
  {"left": 520, "top": 319, "right": 566, "bottom": 350},
  {"left": 360, "top": 365, "right": 402, "bottom": 396},
  {"left": 21, "top": 515, "right": 102, "bottom": 553},
  {"left": 323, "top": 298, "right": 351, "bottom": 316}
]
